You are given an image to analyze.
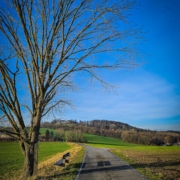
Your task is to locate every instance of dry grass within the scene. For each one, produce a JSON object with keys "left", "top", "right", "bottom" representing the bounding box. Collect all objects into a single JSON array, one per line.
[
  {"left": 2, "top": 143, "right": 84, "bottom": 180},
  {"left": 37, "top": 142, "right": 84, "bottom": 179},
  {"left": 2, "top": 169, "right": 23, "bottom": 180},
  {"left": 111, "top": 146, "right": 180, "bottom": 180}
]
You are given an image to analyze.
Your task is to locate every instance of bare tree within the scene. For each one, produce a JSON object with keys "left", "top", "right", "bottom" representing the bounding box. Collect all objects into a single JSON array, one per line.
[{"left": 0, "top": 0, "right": 142, "bottom": 178}]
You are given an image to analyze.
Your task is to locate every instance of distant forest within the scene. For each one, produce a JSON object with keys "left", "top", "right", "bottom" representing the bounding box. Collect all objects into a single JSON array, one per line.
[{"left": 41, "top": 119, "right": 180, "bottom": 146}]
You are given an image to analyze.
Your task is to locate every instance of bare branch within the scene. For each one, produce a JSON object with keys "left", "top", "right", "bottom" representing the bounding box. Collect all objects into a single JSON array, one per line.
[{"left": 0, "top": 0, "right": 143, "bottom": 177}]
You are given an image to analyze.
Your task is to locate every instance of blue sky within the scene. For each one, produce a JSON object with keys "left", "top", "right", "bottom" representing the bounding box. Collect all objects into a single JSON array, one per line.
[
  {"left": 1, "top": 0, "right": 179, "bottom": 131},
  {"left": 56, "top": 0, "right": 180, "bottom": 131}
]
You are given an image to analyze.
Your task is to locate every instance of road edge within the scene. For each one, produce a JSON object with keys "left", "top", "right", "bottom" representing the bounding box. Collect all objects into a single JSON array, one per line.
[
  {"left": 108, "top": 149, "right": 148, "bottom": 180},
  {"left": 74, "top": 146, "right": 86, "bottom": 180}
]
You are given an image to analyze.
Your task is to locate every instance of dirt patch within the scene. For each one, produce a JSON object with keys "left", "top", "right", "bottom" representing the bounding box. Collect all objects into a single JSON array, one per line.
[{"left": 111, "top": 147, "right": 180, "bottom": 180}]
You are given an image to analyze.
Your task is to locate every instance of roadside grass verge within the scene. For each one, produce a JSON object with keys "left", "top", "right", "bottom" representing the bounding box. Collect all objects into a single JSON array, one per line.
[
  {"left": 38, "top": 142, "right": 71, "bottom": 162},
  {"left": 38, "top": 143, "right": 85, "bottom": 180},
  {"left": 0, "top": 142, "right": 72, "bottom": 180}
]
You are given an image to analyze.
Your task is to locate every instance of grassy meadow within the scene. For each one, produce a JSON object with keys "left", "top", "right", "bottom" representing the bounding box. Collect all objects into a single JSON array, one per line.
[
  {"left": 0, "top": 142, "right": 24, "bottom": 178},
  {"left": 84, "top": 133, "right": 137, "bottom": 147},
  {"left": 84, "top": 133, "right": 180, "bottom": 180},
  {"left": 37, "top": 143, "right": 85, "bottom": 180},
  {"left": 39, "top": 128, "right": 56, "bottom": 135},
  {"left": 0, "top": 142, "right": 84, "bottom": 180},
  {"left": 1, "top": 133, "right": 179, "bottom": 180}
]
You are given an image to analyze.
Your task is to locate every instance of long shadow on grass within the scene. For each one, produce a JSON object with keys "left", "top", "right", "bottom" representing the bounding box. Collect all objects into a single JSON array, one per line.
[
  {"left": 87, "top": 142, "right": 131, "bottom": 147},
  {"left": 132, "top": 160, "right": 180, "bottom": 169},
  {"left": 131, "top": 160, "right": 180, "bottom": 176},
  {"left": 36, "top": 162, "right": 132, "bottom": 179},
  {"left": 36, "top": 163, "right": 82, "bottom": 180}
]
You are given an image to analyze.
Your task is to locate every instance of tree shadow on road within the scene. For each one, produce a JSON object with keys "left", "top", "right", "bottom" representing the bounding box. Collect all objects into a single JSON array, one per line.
[{"left": 36, "top": 161, "right": 134, "bottom": 180}]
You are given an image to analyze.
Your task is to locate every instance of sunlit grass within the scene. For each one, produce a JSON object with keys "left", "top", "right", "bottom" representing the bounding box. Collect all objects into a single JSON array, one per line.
[
  {"left": 38, "top": 142, "right": 71, "bottom": 162},
  {"left": 39, "top": 128, "right": 56, "bottom": 135},
  {"left": 0, "top": 142, "right": 71, "bottom": 179},
  {"left": 111, "top": 145, "right": 180, "bottom": 180},
  {"left": 37, "top": 143, "right": 85, "bottom": 180},
  {"left": 0, "top": 142, "right": 23, "bottom": 177},
  {"left": 84, "top": 133, "right": 137, "bottom": 148}
]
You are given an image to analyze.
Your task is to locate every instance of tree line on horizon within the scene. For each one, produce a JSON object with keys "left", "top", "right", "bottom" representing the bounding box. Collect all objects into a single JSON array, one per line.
[
  {"left": 41, "top": 119, "right": 180, "bottom": 146},
  {"left": 41, "top": 129, "right": 85, "bottom": 142}
]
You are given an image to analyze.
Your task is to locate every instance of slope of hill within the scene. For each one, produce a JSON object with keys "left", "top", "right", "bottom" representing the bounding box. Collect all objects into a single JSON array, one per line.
[
  {"left": 41, "top": 119, "right": 180, "bottom": 146},
  {"left": 41, "top": 119, "right": 143, "bottom": 131}
]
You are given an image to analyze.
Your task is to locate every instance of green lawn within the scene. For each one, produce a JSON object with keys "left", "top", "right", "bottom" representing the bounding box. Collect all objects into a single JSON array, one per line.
[
  {"left": 39, "top": 128, "right": 56, "bottom": 135},
  {"left": 0, "top": 142, "right": 71, "bottom": 179},
  {"left": 84, "top": 133, "right": 137, "bottom": 148},
  {"left": 0, "top": 142, "right": 24, "bottom": 177}
]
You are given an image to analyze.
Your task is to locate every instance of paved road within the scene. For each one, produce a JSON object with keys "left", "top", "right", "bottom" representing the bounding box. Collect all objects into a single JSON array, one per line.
[{"left": 75, "top": 145, "right": 147, "bottom": 180}]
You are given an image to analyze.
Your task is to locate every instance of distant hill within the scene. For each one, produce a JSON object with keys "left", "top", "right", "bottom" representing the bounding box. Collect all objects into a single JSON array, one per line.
[
  {"left": 85, "top": 119, "right": 144, "bottom": 131},
  {"left": 41, "top": 119, "right": 180, "bottom": 146},
  {"left": 41, "top": 119, "right": 147, "bottom": 132},
  {"left": 1, "top": 119, "right": 180, "bottom": 145}
]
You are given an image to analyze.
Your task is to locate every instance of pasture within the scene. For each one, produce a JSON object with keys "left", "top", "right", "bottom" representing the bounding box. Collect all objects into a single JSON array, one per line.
[
  {"left": 84, "top": 133, "right": 136, "bottom": 147},
  {"left": 1, "top": 133, "right": 179, "bottom": 180},
  {"left": 0, "top": 142, "right": 72, "bottom": 179},
  {"left": 39, "top": 128, "right": 56, "bottom": 135}
]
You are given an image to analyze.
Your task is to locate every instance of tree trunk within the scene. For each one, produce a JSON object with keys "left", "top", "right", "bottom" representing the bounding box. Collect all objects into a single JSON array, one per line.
[{"left": 23, "top": 143, "right": 38, "bottom": 180}]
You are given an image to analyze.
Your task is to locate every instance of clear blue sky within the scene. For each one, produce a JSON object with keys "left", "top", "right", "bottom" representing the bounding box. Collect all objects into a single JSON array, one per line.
[
  {"left": 55, "top": 0, "right": 180, "bottom": 131},
  {"left": 1, "top": 0, "right": 179, "bottom": 131}
]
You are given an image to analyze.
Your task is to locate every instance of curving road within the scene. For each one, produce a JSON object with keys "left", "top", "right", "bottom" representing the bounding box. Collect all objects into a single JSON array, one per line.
[{"left": 75, "top": 145, "right": 147, "bottom": 180}]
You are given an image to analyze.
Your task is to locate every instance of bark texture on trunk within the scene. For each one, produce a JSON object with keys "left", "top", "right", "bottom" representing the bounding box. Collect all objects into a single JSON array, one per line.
[{"left": 23, "top": 143, "right": 38, "bottom": 180}]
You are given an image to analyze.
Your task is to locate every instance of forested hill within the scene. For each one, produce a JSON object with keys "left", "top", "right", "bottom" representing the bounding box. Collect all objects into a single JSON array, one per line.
[
  {"left": 41, "top": 119, "right": 180, "bottom": 146},
  {"left": 41, "top": 119, "right": 179, "bottom": 133},
  {"left": 41, "top": 119, "right": 142, "bottom": 131}
]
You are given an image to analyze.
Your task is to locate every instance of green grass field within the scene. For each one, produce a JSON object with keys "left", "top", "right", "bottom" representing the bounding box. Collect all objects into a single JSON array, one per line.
[
  {"left": 0, "top": 142, "right": 71, "bottom": 179},
  {"left": 1, "top": 133, "right": 179, "bottom": 180},
  {"left": 39, "top": 128, "right": 56, "bottom": 135},
  {"left": 84, "top": 133, "right": 137, "bottom": 148}
]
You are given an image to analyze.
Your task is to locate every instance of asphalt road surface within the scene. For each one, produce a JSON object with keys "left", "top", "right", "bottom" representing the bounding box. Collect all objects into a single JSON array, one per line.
[{"left": 75, "top": 145, "right": 147, "bottom": 180}]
